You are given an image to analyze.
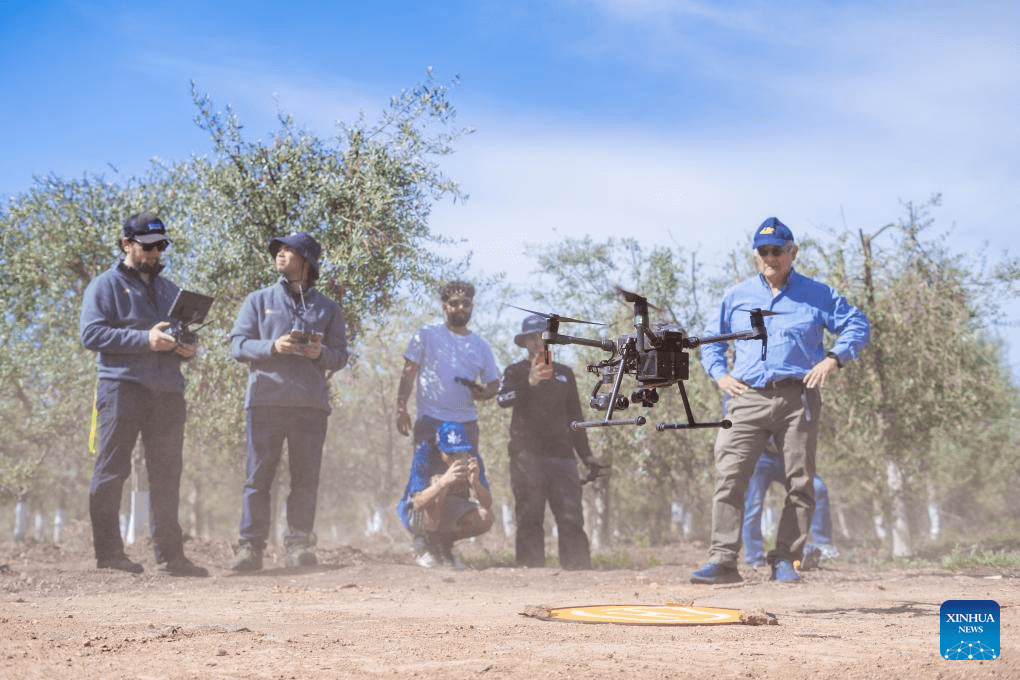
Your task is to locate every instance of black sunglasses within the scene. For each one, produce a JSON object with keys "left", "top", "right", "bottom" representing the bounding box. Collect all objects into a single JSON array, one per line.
[
  {"left": 757, "top": 246, "right": 787, "bottom": 257},
  {"left": 133, "top": 239, "right": 169, "bottom": 252}
]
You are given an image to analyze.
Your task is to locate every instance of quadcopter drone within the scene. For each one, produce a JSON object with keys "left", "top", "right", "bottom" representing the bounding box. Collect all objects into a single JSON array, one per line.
[{"left": 512, "top": 288, "right": 774, "bottom": 433}]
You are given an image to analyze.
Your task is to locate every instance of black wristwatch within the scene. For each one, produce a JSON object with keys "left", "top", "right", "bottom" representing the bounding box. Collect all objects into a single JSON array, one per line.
[{"left": 826, "top": 351, "right": 842, "bottom": 368}]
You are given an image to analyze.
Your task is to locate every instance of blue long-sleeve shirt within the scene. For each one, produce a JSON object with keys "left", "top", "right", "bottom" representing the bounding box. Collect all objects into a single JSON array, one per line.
[
  {"left": 700, "top": 269, "right": 870, "bottom": 388},
  {"left": 230, "top": 278, "right": 348, "bottom": 412},
  {"left": 80, "top": 262, "right": 188, "bottom": 393}
]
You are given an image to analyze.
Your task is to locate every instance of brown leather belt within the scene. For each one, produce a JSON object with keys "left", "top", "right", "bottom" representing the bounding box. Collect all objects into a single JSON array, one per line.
[{"left": 757, "top": 377, "right": 803, "bottom": 390}]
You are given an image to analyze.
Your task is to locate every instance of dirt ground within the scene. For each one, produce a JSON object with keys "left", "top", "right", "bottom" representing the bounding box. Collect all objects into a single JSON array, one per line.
[{"left": 1, "top": 531, "right": 1016, "bottom": 680}]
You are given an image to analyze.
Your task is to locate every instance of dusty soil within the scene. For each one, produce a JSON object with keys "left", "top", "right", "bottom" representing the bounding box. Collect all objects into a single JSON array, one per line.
[{"left": 1, "top": 531, "right": 1016, "bottom": 680}]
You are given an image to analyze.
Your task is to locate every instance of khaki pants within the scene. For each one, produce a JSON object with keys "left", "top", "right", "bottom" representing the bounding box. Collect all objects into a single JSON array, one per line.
[{"left": 708, "top": 382, "right": 822, "bottom": 566}]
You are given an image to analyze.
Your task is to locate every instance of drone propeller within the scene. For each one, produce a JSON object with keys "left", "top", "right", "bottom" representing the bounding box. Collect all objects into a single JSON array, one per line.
[
  {"left": 733, "top": 306, "right": 786, "bottom": 317},
  {"left": 506, "top": 304, "right": 604, "bottom": 326},
  {"left": 614, "top": 286, "right": 660, "bottom": 311}
]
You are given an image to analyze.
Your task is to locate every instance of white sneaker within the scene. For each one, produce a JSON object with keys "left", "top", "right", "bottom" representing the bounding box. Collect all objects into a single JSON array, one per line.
[{"left": 415, "top": 550, "right": 441, "bottom": 569}]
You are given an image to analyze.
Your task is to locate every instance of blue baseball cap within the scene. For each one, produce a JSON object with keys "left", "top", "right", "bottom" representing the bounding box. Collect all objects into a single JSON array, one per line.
[
  {"left": 752, "top": 217, "right": 795, "bottom": 249},
  {"left": 436, "top": 421, "right": 474, "bottom": 454}
]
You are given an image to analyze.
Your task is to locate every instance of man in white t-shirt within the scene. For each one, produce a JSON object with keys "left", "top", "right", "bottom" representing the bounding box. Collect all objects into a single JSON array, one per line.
[{"left": 395, "top": 280, "right": 501, "bottom": 454}]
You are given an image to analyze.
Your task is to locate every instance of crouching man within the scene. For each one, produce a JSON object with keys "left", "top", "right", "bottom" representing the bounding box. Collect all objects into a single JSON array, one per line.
[{"left": 397, "top": 421, "right": 493, "bottom": 569}]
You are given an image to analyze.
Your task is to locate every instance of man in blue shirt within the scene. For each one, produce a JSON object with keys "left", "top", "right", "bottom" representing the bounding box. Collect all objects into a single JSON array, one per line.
[
  {"left": 395, "top": 281, "right": 501, "bottom": 455},
  {"left": 691, "top": 217, "right": 869, "bottom": 584},
  {"left": 397, "top": 421, "right": 493, "bottom": 568},
  {"left": 228, "top": 232, "right": 348, "bottom": 571},
  {"left": 80, "top": 213, "right": 208, "bottom": 577}
]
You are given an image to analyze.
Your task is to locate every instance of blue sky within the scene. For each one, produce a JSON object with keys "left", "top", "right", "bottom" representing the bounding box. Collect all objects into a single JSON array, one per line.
[{"left": 2, "top": 0, "right": 1018, "bottom": 373}]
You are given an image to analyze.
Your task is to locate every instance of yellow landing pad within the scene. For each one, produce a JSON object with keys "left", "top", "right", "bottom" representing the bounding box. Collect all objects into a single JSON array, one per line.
[{"left": 534, "top": 604, "right": 755, "bottom": 626}]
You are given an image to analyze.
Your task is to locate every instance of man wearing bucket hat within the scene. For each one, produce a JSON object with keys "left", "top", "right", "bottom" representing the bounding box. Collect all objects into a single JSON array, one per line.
[
  {"left": 397, "top": 420, "right": 493, "bottom": 568},
  {"left": 80, "top": 212, "right": 208, "bottom": 576},
  {"left": 691, "top": 217, "right": 869, "bottom": 585},
  {"left": 229, "top": 232, "right": 348, "bottom": 571},
  {"left": 496, "top": 315, "right": 607, "bottom": 569}
]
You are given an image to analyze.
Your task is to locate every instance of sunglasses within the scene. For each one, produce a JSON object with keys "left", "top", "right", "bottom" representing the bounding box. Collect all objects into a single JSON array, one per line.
[
  {"left": 757, "top": 246, "right": 787, "bottom": 257},
  {"left": 133, "top": 240, "right": 169, "bottom": 252}
]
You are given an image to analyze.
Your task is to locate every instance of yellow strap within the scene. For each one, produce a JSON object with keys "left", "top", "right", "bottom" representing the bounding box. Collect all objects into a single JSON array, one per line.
[{"left": 88, "top": 385, "right": 98, "bottom": 454}]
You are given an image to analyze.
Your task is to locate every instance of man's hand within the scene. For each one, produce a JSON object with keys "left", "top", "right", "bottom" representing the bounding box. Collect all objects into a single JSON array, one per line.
[
  {"left": 441, "top": 458, "right": 470, "bottom": 488},
  {"left": 528, "top": 351, "right": 554, "bottom": 386},
  {"left": 273, "top": 333, "right": 304, "bottom": 355},
  {"left": 396, "top": 407, "right": 411, "bottom": 436},
  {"left": 716, "top": 374, "right": 749, "bottom": 399},
  {"left": 174, "top": 341, "right": 198, "bottom": 359},
  {"left": 302, "top": 336, "right": 323, "bottom": 360},
  {"left": 148, "top": 322, "right": 177, "bottom": 352},
  {"left": 804, "top": 356, "right": 839, "bottom": 389}
]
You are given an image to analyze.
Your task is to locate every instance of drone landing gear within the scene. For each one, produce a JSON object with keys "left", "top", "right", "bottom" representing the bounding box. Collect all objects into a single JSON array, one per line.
[{"left": 655, "top": 382, "right": 732, "bottom": 432}]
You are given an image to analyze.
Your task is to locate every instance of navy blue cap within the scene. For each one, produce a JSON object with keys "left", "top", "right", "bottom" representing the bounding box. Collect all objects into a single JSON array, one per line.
[
  {"left": 123, "top": 213, "right": 170, "bottom": 245},
  {"left": 752, "top": 217, "right": 795, "bottom": 249},
  {"left": 269, "top": 232, "right": 321, "bottom": 281},
  {"left": 436, "top": 421, "right": 474, "bottom": 454},
  {"left": 514, "top": 314, "right": 547, "bottom": 347}
]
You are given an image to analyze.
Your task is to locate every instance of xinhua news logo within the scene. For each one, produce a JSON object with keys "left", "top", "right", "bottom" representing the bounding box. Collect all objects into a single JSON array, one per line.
[{"left": 940, "top": 600, "right": 999, "bottom": 661}]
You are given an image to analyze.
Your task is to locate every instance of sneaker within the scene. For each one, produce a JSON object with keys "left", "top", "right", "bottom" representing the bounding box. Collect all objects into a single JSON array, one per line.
[
  {"left": 285, "top": 548, "right": 317, "bottom": 568},
  {"left": 156, "top": 555, "right": 210, "bottom": 577},
  {"left": 415, "top": 549, "right": 442, "bottom": 569},
  {"left": 815, "top": 543, "right": 840, "bottom": 561},
  {"left": 230, "top": 543, "right": 263, "bottom": 572},
  {"left": 97, "top": 554, "right": 144, "bottom": 574},
  {"left": 440, "top": 543, "right": 467, "bottom": 571},
  {"left": 770, "top": 559, "right": 801, "bottom": 583},
  {"left": 690, "top": 561, "right": 743, "bottom": 585},
  {"left": 800, "top": 545, "right": 822, "bottom": 571}
]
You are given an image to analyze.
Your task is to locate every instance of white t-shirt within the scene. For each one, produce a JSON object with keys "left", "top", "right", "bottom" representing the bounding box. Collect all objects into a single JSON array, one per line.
[{"left": 404, "top": 324, "right": 501, "bottom": 422}]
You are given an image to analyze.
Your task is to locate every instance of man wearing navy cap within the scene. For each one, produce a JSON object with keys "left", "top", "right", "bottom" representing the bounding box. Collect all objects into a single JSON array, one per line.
[
  {"left": 691, "top": 217, "right": 870, "bottom": 585},
  {"left": 397, "top": 420, "right": 493, "bottom": 568},
  {"left": 229, "top": 232, "right": 348, "bottom": 571},
  {"left": 80, "top": 212, "right": 208, "bottom": 576},
  {"left": 496, "top": 315, "right": 606, "bottom": 569}
]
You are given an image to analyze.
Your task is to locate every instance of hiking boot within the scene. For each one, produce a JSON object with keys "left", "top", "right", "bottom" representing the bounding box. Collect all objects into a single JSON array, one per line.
[
  {"left": 770, "top": 559, "right": 801, "bottom": 583},
  {"left": 285, "top": 547, "right": 317, "bottom": 568},
  {"left": 156, "top": 555, "right": 209, "bottom": 577},
  {"left": 230, "top": 543, "right": 263, "bottom": 572},
  {"left": 690, "top": 561, "right": 743, "bottom": 585},
  {"left": 97, "top": 554, "right": 144, "bottom": 574}
]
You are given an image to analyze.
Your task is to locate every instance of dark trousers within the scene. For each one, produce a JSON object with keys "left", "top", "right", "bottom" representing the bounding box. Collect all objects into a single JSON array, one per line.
[
  {"left": 511, "top": 452, "right": 591, "bottom": 570},
  {"left": 89, "top": 379, "right": 186, "bottom": 563},
  {"left": 239, "top": 406, "right": 328, "bottom": 550}
]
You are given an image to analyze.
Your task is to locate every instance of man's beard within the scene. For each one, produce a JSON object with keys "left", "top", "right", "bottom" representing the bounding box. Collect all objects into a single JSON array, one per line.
[
  {"left": 448, "top": 310, "right": 471, "bottom": 327},
  {"left": 137, "top": 260, "right": 162, "bottom": 276}
]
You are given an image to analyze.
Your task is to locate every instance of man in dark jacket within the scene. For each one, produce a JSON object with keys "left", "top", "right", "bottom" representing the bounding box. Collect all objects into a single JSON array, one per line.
[
  {"left": 80, "top": 212, "right": 208, "bottom": 576},
  {"left": 229, "top": 232, "right": 348, "bottom": 571},
  {"left": 497, "top": 315, "right": 606, "bottom": 569}
]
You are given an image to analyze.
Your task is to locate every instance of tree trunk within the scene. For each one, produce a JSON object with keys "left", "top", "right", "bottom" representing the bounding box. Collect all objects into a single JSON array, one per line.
[{"left": 886, "top": 458, "right": 912, "bottom": 557}]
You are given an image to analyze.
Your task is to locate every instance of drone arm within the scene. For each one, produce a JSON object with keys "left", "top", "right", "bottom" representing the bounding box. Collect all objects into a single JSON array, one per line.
[{"left": 544, "top": 331, "right": 616, "bottom": 353}]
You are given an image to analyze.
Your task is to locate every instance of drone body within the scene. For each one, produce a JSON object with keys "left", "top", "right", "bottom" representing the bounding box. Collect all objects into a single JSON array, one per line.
[{"left": 509, "top": 290, "right": 772, "bottom": 433}]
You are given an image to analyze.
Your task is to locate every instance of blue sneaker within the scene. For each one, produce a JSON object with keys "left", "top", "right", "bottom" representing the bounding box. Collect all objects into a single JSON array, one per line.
[
  {"left": 770, "top": 559, "right": 801, "bottom": 582},
  {"left": 690, "top": 561, "right": 743, "bottom": 585}
]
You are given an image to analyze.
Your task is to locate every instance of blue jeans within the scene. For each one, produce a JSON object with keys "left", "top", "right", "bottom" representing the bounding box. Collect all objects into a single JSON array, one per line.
[
  {"left": 239, "top": 406, "right": 328, "bottom": 550},
  {"left": 742, "top": 451, "right": 833, "bottom": 564},
  {"left": 89, "top": 379, "right": 187, "bottom": 563}
]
